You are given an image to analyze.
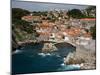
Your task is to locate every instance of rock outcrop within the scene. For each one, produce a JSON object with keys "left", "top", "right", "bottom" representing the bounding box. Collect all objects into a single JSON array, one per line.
[
  {"left": 64, "top": 45, "right": 96, "bottom": 70},
  {"left": 12, "top": 33, "right": 19, "bottom": 52}
]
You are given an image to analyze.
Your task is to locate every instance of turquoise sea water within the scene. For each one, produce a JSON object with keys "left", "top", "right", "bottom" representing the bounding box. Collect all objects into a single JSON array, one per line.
[{"left": 12, "top": 43, "right": 80, "bottom": 74}]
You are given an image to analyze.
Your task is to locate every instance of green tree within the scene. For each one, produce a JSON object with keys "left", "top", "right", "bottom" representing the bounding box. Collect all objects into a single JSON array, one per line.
[
  {"left": 90, "top": 25, "right": 96, "bottom": 39},
  {"left": 67, "top": 9, "right": 84, "bottom": 19},
  {"left": 12, "top": 8, "right": 30, "bottom": 20},
  {"left": 85, "top": 6, "right": 96, "bottom": 17},
  {"left": 32, "top": 11, "right": 47, "bottom": 16},
  {"left": 12, "top": 19, "right": 33, "bottom": 33}
]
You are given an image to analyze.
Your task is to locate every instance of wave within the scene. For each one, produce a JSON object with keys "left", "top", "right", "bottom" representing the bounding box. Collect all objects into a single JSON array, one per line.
[
  {"left": 71, "top": 64, "right": 81, "bottom": 68},
  {"left": 12, "top": 49, "right": 22, "bottom": 54},
  {"left": 61, "top": 63, "right": 65, "bottom": 66},
  {"left": 38, "top": 53, "right": 51, "bottom": 57},
  {"left": 58, "top": 64, "right": 80, "bottom": 71}
]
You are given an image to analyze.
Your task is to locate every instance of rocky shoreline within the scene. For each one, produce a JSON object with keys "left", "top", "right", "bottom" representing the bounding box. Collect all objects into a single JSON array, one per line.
[
  {"left": 12, "top": 39, "right": 96, "bottom": 70},
  {"left": 64, "top": 45, "right": 96, "bottom": 70}
]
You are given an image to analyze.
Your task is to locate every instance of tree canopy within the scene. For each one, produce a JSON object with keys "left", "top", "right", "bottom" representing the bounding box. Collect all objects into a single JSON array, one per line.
[
  {"left": 12, "top": 8, "right": 30, "bottom": 20},
  {"left": 12, "top": 19, "right": 33, "bottom": 33},
  {"left": 90, "top": 25, "right": 96, "bottom": 40},
  {"left": 85, "top": 6, "right": 96, "bottom": 16},
  {"left": 32, "top": 11, "right": 47, "bottom": 16},
  {"left": 67, "top": 9, "right": 84, "bottom": 19}
]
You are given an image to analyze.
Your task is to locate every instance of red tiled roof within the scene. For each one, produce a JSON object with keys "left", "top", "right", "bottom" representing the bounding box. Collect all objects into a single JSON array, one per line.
[
  {"left": 80, "top": 18, "right": 96, "bottom": 21},
  {"left": 83, "top": 32, "right": 91, "bottom": 38},
  {"left": 22, "top": 15, "right": 40, "bottom": 21},
  {"left": 38, "top": 32, "right": 50, "bottom": 35},
  {"left": 22, "top": 15, "right": 33, "bottom": 21},
  {"left": 64, "top": 28, "right": 81, "bottom": 37}
]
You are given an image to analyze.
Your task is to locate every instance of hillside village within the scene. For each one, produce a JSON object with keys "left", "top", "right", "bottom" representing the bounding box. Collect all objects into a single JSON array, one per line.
[
  {"left": 12, "top": 6, "right": 96, "bottom": 70},
  {"left": 21, "top": 9, "right": 95, "bottom": 46}
]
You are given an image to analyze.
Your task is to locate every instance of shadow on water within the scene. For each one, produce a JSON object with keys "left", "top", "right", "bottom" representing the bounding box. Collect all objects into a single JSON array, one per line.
[
  {"left": 54, "top": 42, "right": 76, "bottom": 58},
  {"left": 12, "top": 42, "right": 77, "bottom": 74},
  {"left": 17, "top": 42, "right": 44, "bottom": 55}
]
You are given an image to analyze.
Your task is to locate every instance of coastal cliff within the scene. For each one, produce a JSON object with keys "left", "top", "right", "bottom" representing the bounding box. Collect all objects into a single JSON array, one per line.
[{"left": 64, "top": 45, "right": 96, "bottom": 69}]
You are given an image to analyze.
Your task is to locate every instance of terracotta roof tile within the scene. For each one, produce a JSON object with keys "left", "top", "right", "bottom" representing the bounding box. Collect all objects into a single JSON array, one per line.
[{"left": 80, "top": 18, "right": 96, "bottom": 21}]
